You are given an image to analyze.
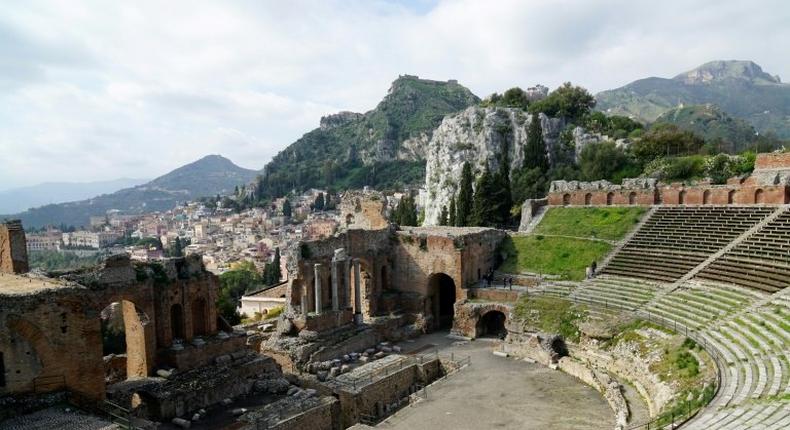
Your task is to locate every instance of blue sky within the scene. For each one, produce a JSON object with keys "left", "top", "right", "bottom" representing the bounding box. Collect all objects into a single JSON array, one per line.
[{"left": 1, "top": 0, "right": 788, "bottom": 188}]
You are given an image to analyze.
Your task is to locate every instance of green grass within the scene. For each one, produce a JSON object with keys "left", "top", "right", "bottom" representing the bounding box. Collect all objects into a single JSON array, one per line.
[
  {"left": 533, "top": 207, "right": 646, "bottom": 240},
  {"left": 499, "top": 235, "right": 612, "bottom": 280},
  {"left": 513, "top": 295, "right": 586, "bottom": 342}
]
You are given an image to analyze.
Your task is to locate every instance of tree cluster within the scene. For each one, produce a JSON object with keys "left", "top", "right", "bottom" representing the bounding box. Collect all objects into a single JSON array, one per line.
[{"left": 392, "top": 194, "right": 418, "bottom": 226}]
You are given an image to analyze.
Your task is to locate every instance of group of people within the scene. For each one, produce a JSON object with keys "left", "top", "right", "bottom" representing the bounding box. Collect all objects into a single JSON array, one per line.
[{"left": 480, "top": 269, "right": 515, "bottom": 290}]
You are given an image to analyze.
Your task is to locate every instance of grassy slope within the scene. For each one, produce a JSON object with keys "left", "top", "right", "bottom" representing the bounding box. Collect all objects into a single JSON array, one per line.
[
  {"left": 500, "top": 236, "right": 611, "bottom": 281},
  {"left": 500, "top": 207, "right": 646, "bottom": 280},
  {"left": 533, "top": 207, "right": 646, "bottom": 240}
]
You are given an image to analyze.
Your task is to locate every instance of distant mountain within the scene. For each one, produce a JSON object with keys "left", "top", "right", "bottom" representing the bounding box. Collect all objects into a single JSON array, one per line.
[
  {"left": 596, "top": 60, "right": 790, "bottom": 138},
  {"left": 653, "top": 104, "right": 758, "bottom": 153},
  {"left": 0, "top": 178, "right": 148, "bottom": 214},
  {"left": 257, "top": 75, "right": 480, "bottom": 197},
  {"left": 5, "top": 155, "right": 258, "bottom": 228}
]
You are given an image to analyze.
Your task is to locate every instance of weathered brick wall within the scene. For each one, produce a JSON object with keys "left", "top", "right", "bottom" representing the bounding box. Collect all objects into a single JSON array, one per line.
[
  {"left": 755, "top": 152, "right": 790, "bottom": 169},
  {"left": 340, "top": 191, "right": 389, "bottom": 230},
  {"left": 0, "top": 255, "right": 227, "bottom": 401},
  {"left": 0, "top": 221, "right": 29, "bottom": 274}
]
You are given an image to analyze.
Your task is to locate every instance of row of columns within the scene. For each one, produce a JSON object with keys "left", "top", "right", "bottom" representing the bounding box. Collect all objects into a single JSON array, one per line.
[{"left": 306, "top": 248, "right": 363, "bottom": 324}]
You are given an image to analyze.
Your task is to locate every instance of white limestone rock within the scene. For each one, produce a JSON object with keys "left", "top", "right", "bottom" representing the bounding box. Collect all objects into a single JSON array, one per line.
[{"left": 423, "top": 106, "right": 565, "bottom": 225}]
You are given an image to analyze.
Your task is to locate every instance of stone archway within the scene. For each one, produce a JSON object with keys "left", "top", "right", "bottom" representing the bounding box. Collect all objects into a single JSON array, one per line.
[
  {"left": 99, "top": 300, "right": 153, "bottom": 381},
  {"left": 428, "top": 273, "right": 456, "bottom": 330},
  {"left": 476, "top": 310, "right": 507, "bottom": 338},
  {"left": 678, "top": 190, "right": 687, "bottom": 205},
  {"left": 606, "top": 192, "right": 614, "bottom": 206},
  {"left": 191, "top": 298, "right": 208, "bottom": 337},
  {"left": 703, "top": 190, "right": 711, "bottom": 205},
  {"left": 584, "top": 193, "right": 592, "bottom": 206},
  {"left": 170, "top": 304, "right": 184, "bottom": 340},
  {"left": 562, "top": 194, "right": 571, "bottom": 206}
]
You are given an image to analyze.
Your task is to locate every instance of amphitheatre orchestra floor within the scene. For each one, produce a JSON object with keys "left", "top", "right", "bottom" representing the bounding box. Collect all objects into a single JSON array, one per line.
[{"left": 384, "top": 332, "right": 617, "bottom": 430}]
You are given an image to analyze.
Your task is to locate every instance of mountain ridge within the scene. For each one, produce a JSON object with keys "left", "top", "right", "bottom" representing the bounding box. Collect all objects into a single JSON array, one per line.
[
  {"left": 4, "top": 154, "right": 259, "bottom": 228},
  {"left": 257, "top": 75, "right": 480, "bottom": 197},
  {"left": 596, "top": 60, "right": 790, "bottom": 138}
]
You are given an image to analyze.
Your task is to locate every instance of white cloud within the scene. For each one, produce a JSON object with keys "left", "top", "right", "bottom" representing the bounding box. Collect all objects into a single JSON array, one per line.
[{"left": 0, "top": 0, "right": 788, "bottom": 188}]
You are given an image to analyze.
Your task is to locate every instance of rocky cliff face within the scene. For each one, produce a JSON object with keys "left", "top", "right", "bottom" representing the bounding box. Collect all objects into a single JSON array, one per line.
[{"left": 422, "top": 106, "right": 564, "bottom": 225}]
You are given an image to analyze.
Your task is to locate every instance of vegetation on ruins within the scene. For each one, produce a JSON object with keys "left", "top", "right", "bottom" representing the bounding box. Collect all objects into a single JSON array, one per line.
[
  {"left": 533, "top": 207, "right": 646, "bottom": 241},
  {"left": 602, "top": 319, "right": 716, "bottom": 427},
  {"left": 513, "top": 295, "right": 587, "bottom": 342},
  {"left": 499, "top": 235, "right": 612, "bottom": 281},
  {"left": 529, "top": 82, "right": 597, "bottom": 124}
]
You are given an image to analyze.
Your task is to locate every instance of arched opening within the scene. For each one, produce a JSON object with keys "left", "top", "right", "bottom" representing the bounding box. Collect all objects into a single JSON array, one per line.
[
  {"left": 99, "top": 301, "right": 152, "bottom": 382},
  {"left": 170, "top": 304, "right": 184, "bottom": 340},
  {"left": 345, "top": 214, "right": 354, "bottom": 226},
  {"left": 191, "top": 298, "right": 208, "bottom": 337},
  {"left": 755, "top": 188, "right": 765, "bottom": 204},
  {"left": 703, "top": 190, "right": 711, "bottom": 205},
  {"left": 628, "top": 192, "right": 637, "bottom": 205},
  {"left": 562, "top": 194, "right": 571, "bottom": 206},
  {"left": 678, "top": 190, "right": 686, "bottom": 205},
  {"left": 728, "top": 190, "right": 736, "bottom": 204},
  {"left": 380, "top": 265, "right": 388, "bottom": 291},
  {"left": 584, "top": 193, "right": 592, "bottom": 205},
  {"left": 428, "top": 273, "right": 456, "bottom": 330},
  {"left": 476, "top": 311, "right": 507, "bottom": 339},
  {"left": 606, "top": 192, "right": 614, "bottom": 206},
  {"left": 0, "top": 352, "right": 5, "bottom": 387}
]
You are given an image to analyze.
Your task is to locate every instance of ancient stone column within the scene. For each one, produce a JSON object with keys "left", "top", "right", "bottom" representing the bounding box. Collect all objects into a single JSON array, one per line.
[
  {"left": 301, "top": 286, "right": 309, "bottom": 317},
  {"left": 314, "top": 263, "right": 322, "bottom": 315},
  {"left": 353, "top": 259, "right": 362, "bottom": 324},
  {"left": 344, "top": 258, "right": 351, "bottom": 309},
  {"left": 331, "top": 259, "right": 339, "bottom": 312}
]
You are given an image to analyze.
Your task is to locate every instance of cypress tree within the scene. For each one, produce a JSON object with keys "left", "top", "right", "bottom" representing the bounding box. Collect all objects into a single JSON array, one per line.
[
  {"left": 314, "top": 192, "right": 325, "bottom": 211},
  {"left": 282, "top": 199, "right": 292, "bottom": 218},
  {"left": 439, "top": 206, "right": 448, "bottom": 226},
  {"left": 448, "top": 196, "right": 457, "bottom": 227},
  {"left": 524, "top": 113, "right": 548, "bottom": 170},
  {"left": 491, "top": 145, "right": 514, "bottom": 226},
  {"left": 470, "top": 167, "right": 496, "bottom": 227},
  {"left": 456, "top": 162, "right": 474, "bottom": 226}
]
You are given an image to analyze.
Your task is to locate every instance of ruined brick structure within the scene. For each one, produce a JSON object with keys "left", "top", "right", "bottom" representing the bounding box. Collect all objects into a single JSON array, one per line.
[
  {"left": 0, "top": 250, "right": 228, "bottom": 401},
  {"left": 548, "top": 152, "right": 790, "bottom": 207},
  {"left": 0, "top": 220, "right": 29, "bottom": 274},
  {"left": 339, "top": 190, "right": 390, "bottom": 230},
  {"left": 284, "top": 225, "right": 506, "bottom": 335}
]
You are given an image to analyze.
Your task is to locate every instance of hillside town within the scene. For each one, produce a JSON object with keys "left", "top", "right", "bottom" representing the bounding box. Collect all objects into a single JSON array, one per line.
[{"left": 23, "top": 188, "right": 418, "bottom": 277}]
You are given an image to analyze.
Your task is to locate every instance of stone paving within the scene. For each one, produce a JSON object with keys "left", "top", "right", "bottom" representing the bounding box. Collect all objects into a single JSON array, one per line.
[
  {"left": 0, "top": 407, "right": 120, "bottom": 430},
  {"left": 380, "top": 333, "right": 615, "bottom": 430}
]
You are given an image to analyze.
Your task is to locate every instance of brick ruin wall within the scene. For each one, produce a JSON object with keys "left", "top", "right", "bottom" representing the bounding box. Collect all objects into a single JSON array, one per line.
[
  {"left": 0, "top": 221, "right": 29, "bottom": 274},
  {"left": 547, "top": 152, "right": 790, "bottom": 207},
  {"left": 285, "top": 226, "right": 505, "bottom": 333},
  {"left": 0, "top": 255, "right": 226, "bottom": 401}
]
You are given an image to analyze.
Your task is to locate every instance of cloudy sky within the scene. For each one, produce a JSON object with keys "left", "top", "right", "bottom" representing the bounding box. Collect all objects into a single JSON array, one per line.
[{"left": 1, "top": 0, "right": 788, "bottom": 189}]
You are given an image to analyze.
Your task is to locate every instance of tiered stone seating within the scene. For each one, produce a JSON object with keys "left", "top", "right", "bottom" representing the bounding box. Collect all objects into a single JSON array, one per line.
[
  {"left": 540, "top": 281, "right": 576, "bottom": 297},
  {"left": 601, "top": 206, "right": 773, "bottom": 282},
  {"left": 571, "top": 275, "right": 664, "bottom": 311},
  {"left": 680, "top": 291, "right": 790, "bottom": 429},
  {"left": 643, "top": 281, "right": 763, "bottom": 330},
  {"left": 698, "top": 209, "right": 790, "bottom": 293}
]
